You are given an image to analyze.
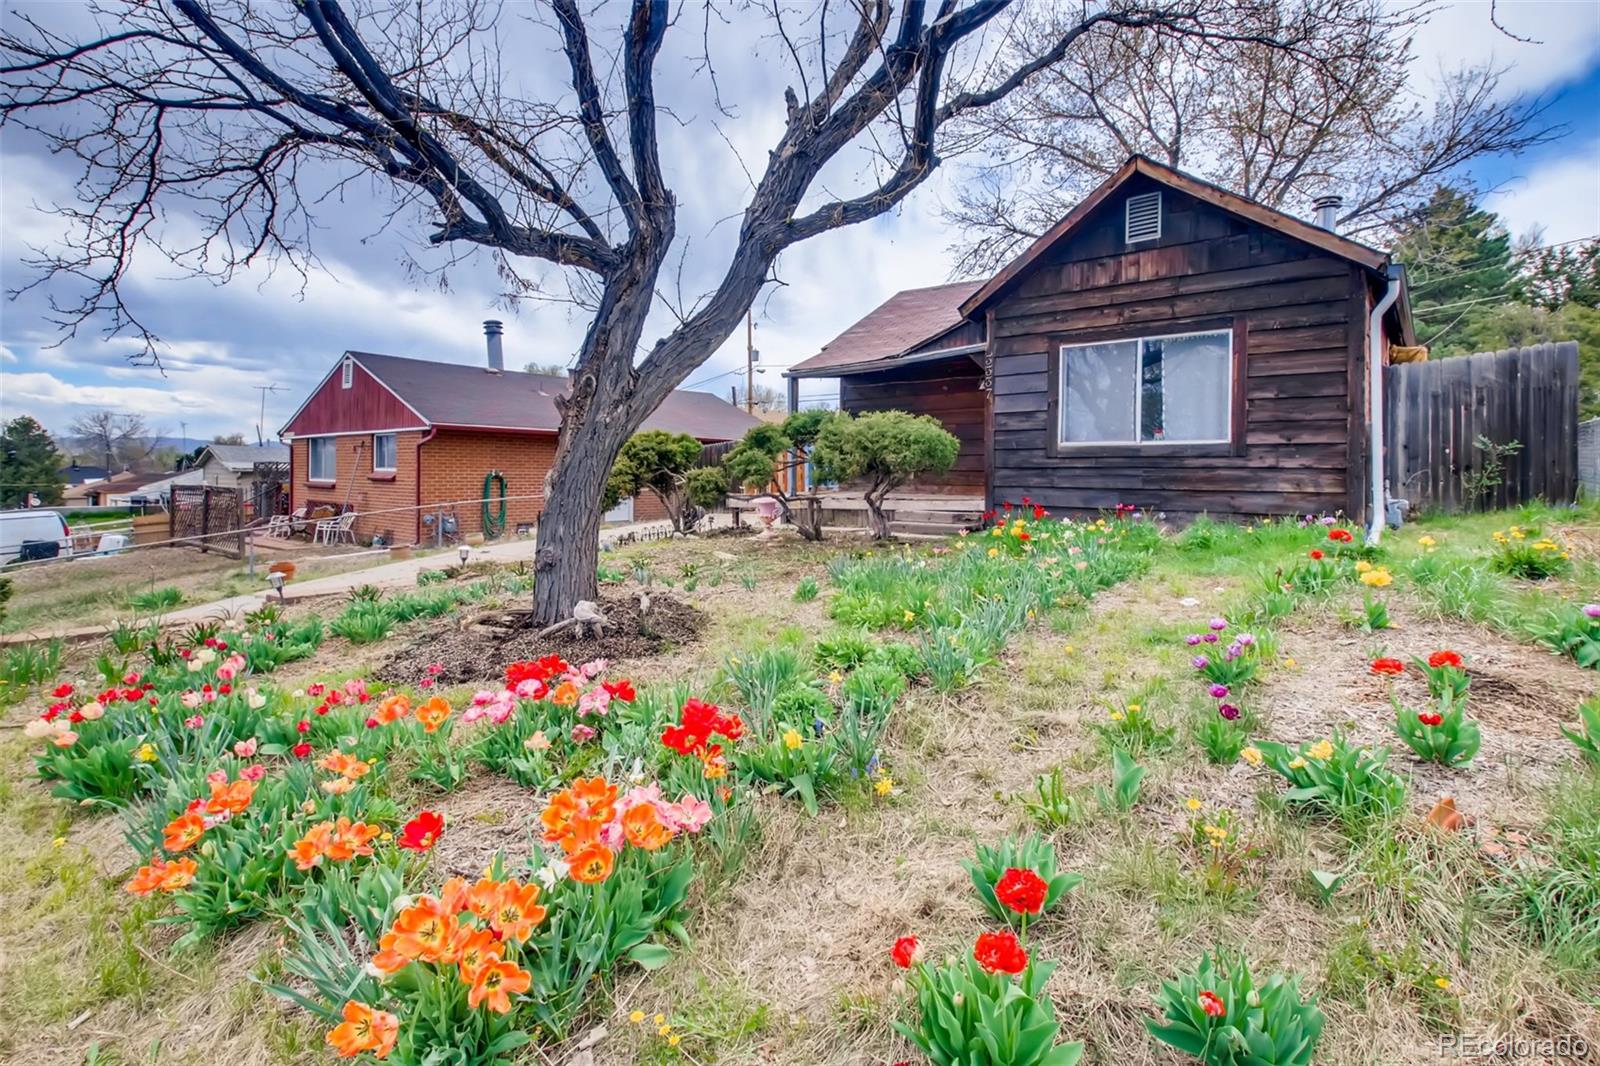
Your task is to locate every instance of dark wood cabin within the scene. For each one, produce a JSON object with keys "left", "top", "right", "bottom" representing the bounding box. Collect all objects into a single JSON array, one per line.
[{"left": 787, "top": 156, "right": 1415, "bottom": 521}]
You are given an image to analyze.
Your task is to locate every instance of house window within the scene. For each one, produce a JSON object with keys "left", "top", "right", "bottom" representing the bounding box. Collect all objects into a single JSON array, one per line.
[
  {"left": 341, "top": 356, "right": 353, "bottom": 389},
  {"left": 308, "top": 437, "right": 336, "bottom": 481},
  {"left": 372, "top": 433, "right": 397, "bottom": 472},
  {"left": 1059, "top": 328, "right": 1232, "bottom": 445}
]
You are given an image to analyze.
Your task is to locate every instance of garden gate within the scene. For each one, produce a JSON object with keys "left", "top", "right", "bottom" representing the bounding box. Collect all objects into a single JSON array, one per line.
[
  {"left": 170, "top": 484, "right": 246, "bottom": 557},
  {"left": 1384, "top": 342, "right": 1579, "bottom": 513}
]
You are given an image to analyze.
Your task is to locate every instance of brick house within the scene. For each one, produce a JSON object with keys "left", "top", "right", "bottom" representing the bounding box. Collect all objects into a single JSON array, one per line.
[{"left": 278, "top": 323, "right": 760, "bottom": 545}]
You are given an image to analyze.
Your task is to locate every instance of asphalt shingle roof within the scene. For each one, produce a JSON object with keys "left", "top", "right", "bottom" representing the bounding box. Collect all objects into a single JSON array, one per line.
[
  {"left": 349, "top": 352, "right": 761, "bottom": 442},
  {"left": 786, "top": 280, "right": 984, "bottom": 375}
]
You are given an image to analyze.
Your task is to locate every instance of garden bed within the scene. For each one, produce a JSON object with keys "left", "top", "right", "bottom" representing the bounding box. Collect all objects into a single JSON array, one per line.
[{"left": 372, "top": 591, "right": 707, "bottom": 685}]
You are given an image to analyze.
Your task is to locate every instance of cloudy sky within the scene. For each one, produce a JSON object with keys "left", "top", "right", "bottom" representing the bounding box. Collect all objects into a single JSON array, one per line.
[{"left": 2, "top": 0, "right": 1599, "bottom": 444}]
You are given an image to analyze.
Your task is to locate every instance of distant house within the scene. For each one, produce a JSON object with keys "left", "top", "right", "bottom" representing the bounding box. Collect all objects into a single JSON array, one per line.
[
  {"left": 59, "top": 463, "right": 110, "bottom": 486},
  {"left": 193, "top": 443, "right": 289, "bottom": 488},
  {"left": 786, "top": 156, "right": 1415, "bottom": 522},
  {"left": 108, "top": 469, "right": 204, "bottom": 508},
  {"left": 61, "top": 470, "right": 146, "bottom": 507},
  {"left": 277, "top": 324, "right": 761, "bottom": 544}
]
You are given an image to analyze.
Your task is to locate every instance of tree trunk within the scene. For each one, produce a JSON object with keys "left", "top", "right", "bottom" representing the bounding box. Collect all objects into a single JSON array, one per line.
[
  {"left": 863, "top": 485, "right": 893, "bottom": 540},
  {"left": 532, "top": 430, "right": 611, "bottom": 624}
]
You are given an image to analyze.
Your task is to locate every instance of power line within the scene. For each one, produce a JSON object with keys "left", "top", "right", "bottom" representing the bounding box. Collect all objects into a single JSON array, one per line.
[{"left": 1407, "top": 234, "right": 1596, "bottom": 289}]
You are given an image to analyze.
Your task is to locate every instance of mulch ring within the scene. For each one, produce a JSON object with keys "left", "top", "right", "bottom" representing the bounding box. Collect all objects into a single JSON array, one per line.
[{"left": 372, "top": 592, "right": 706, "bottom": 686}]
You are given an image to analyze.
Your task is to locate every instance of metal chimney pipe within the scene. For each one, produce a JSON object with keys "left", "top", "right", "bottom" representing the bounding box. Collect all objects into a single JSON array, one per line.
[
  {"left": 483, "top": 320, "right": 504, "bottom": 373},
  {"left": 1313, "top": 195, "right": 1343, "bottom": 232}
]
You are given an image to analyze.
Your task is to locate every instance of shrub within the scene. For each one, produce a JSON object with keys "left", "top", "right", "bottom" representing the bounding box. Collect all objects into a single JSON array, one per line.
[
  {"left": 330, "top": 601, "right": 395, "bottom": 644},
  {"left": 962, "top": 834, "right": 1083, "bottom": 928},
  {"left": 1255, "top": 733, "right": 1408, "bottom": 826},
  {"left": 608, "top": 430, "right": 722, "bottom": 534},
  {"left": 810, "top": 410, "right": 959, "bottom": 540},
  {"left": 1147, "top": 950, "right": 1324, "bottom": 1066}
]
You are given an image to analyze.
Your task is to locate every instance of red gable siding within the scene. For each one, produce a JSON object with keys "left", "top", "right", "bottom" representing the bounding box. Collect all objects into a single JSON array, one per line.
[{"left": 282, "top": 357, "right": 429, "bottom": 437}]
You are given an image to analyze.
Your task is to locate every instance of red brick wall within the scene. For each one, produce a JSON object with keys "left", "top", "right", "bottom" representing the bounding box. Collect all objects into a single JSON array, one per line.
[
  {"left": 290, "top": 431, "right": 426, "bottom": 544},
  {"left": 418, "top": 429, "right": 558, "bottom": 542},
  {"left": 631, "top": 490, "right": 670, "bottom": 522}
]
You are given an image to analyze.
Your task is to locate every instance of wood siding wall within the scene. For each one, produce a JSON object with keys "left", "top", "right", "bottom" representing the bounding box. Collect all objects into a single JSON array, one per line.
[
  {"left": 841, "top": 355, "right": 985, "bottom": 492},
  {"left": 282, "top": 357, "right": 427, "bottom": 437},
  {"left": 988, "top": 179, "right": 1367, "bottom": 518}
]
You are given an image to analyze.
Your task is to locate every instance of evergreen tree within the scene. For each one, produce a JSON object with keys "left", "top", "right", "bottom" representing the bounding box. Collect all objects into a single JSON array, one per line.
[
  {"left": 0, "top": 416, "right": 66, "bottom": 508},
  {"left": 1393, "top": 186, "right": 1517, "bottom": 354}
]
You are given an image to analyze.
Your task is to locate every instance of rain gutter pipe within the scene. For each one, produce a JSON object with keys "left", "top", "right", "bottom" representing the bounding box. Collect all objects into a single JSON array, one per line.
[{"left": 1365, "top": 263, "right": 1403, "bottom": 546}]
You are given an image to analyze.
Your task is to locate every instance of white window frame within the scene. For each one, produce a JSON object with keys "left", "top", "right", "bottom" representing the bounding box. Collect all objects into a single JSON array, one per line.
[
  {"left": 372, "top": 432, "right": 397, "bottom": 473},
  {"left": 1057, "top": 326, "right": 1234, "bottom": 448},
  {"left": 307, "top": 437, "right": 337, "bottom": 482},
  {"left": 341, "top": 356, "right": 354, "bottom": 389}
]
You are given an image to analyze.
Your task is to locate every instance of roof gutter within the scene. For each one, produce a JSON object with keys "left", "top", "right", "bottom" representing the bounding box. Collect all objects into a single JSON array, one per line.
[
  {"left": 1365, "top": 263, "right": 1404, "bottom": 547},
  {"left": 785, "top": 343, "right": 986, "bottom": 380}
]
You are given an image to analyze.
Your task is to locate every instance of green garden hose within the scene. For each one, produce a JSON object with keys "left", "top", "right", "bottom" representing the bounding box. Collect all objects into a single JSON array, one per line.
[{"left": 481, "top": 470, "right": 507, "bottom": 539}]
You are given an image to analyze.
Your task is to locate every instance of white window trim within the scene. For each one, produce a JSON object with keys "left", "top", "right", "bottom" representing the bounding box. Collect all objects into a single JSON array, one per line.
[
  {"left": 307, "top": 437, "right": 337, "bottom": 482},
  {"left": 341, "top": 356, "right": 354, "bottom": 389},
  {"left": 372, "top": 432, "right": 397, "bottom": 472},
  {"left": 1057, "top": 327, "right": 1234, "bottom": 448}
]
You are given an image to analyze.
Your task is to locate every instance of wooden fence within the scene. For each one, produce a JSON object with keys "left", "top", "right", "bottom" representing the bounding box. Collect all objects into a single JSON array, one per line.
[
  {"left": 1384, "top": 342, "right": 1579, "bottom": 513},
  {"left": 169, "top": 484, "right": 246, "bottom": 557}
]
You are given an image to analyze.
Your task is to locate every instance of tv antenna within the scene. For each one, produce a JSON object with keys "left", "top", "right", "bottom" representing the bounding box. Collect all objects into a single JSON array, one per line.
[{"left": 252, "top": 383, "right": 288, "bottom": 445}]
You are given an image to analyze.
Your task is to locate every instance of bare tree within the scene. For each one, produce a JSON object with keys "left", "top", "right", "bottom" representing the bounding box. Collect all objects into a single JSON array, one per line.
[
  {"left": 68, "top": 409, "right": 154, "bottom": 471},
  {"left": 944, "top": 0, "right": 1562, "bottom": 274},
  {"left": 2, "top": 0, "right": 1385, "bottom": 623}
]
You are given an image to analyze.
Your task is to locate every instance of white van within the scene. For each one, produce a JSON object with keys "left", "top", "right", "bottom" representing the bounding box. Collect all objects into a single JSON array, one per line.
[{"left": 0, "top": 509, "right": 75, "bottom": 566}]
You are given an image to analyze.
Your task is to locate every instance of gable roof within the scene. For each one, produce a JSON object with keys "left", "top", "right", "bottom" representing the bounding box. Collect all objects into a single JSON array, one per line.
[
  {"left": 786, "top": 280, "right": 984, "bottom": 378},
  {"left": 281, "top": 352, "right": 761, "bottom": 443},
  {"left": 197, "top": 443, "right": 289, "bottom": 471},
  {"left": 961, "top": 155, "right": 1392, "bottom": 318}
]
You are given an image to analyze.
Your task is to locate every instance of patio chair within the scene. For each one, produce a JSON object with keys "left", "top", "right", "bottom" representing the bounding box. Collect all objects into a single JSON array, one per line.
[
  {"left": 262, "top": 513, "right": 292, "bottom": 539},
  {"left": 313, "top": 511, "right": 357, "bottom": 546}
]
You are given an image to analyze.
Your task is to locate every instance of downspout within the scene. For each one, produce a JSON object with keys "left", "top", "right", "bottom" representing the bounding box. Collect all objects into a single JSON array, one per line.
[
  {"left": 414, "top": 426, "right": 437, "bottom": 545},
  {"left": 1365, "top": 263, "right": 1404, "bottom": 546}
]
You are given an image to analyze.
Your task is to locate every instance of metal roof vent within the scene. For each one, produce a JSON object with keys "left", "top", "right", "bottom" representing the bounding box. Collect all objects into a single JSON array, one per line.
[{"left": 1125, "top": 191, "right": 1162, "bottom": 244}]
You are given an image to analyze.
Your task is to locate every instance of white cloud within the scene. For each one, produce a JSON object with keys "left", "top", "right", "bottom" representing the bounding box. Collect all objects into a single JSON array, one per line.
[
  {"left": 1410, "top": 1, "right": 1600, "bottom": 96},
  {"left": 1485, "top": 137, "right": 1600, "bottom": 242}
]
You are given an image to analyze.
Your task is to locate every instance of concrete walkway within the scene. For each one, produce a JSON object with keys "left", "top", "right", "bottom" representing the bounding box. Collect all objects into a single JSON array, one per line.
[{"left": 2, "top": 515, "right": 712, "bottom": 645}]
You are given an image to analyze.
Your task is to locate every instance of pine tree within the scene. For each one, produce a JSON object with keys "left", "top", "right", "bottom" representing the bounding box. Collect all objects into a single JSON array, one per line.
[
  {"left": 0, "top": 416, "right": 66, "bottom": 508},
  {"left": 1393, "top": 187, "right": 1518, "bottom": 354}
]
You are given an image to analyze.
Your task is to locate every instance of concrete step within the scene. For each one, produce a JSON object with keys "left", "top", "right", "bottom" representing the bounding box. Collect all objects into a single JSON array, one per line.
[
  {"left": 890, "top": 508, "right": 985, "bottom": 524},
  {"left": 888, "top": 519, "right": 970, "bottom": 538}
]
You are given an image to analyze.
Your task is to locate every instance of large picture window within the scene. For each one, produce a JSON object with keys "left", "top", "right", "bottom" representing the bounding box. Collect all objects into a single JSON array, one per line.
[
  {"left": 308, "top": 437, "right": 336, "bottom": 481},
  {"left": 1059, "top": 328, "right": 1232, "bottom": 445}
]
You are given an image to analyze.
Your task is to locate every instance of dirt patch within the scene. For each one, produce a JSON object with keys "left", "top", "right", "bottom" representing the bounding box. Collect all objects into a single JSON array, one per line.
[
  {"left": 426, "top": 776, "right": 544, "bottom": 881},
  {"left": 1262, "top": 596, "right": 1598, "bottom": 828},
  {"left": 372, "top": 592, "right": 706, "bottom": 686}
]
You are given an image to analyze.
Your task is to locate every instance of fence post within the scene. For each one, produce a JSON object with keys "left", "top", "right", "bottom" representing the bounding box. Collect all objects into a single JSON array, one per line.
[{"left": 199, "top": 487, "right": 212, "bottom": 554}]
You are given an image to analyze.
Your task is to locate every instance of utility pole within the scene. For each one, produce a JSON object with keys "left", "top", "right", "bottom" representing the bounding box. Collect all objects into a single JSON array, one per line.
[{"left": 745, "top": 310, "right": 756, "bottom": 414}]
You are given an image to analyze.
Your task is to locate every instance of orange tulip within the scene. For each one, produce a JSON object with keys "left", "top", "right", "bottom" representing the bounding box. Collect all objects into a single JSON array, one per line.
[
  {"left": 489, "top": 880, "right": 547, "bottom": 943},
  {"left": 416, "top": 696, "right": 452, "bottom": 733},
  {"left": 162, "top": 812, "right": 206, "bottom": 853},
  {"left": 369, "top": 930, "right": 412, "bottom": 975},
  {"left": 453, "top": 926, "right": 504, "bottom": 984},
  {"left": 570, "top": 775, "right": 618, "bottom": 812},
  {"left": 389, "top": 898, "right": 459, "bottom": 963},
  {"left": 324, "top": 817, "right": 382, "bottom": 862},
  {"left": 568, "top": 842, "right": 615, "bottom": 884},
  {"left": 622, "top": 804, "right": 676, "bottom": 851},
  {"left": 438, "top": 876, "right": 471, "bottom": 915},
  {"left": 127, "top": 856, "right": 199, "bottom": 895},
  {"left": 319, "top": 751, "right": 371, "bottom": 780},
  {"left": 326, "top": 999, "right": 399, "bottom": 1059},
  {"left": 467, "top": 958, "right": 531, "bottom": 1014},
  {"left": 375, "top": 693, "right": 412, "bottom": 724},
  {"left": 204, "top": 778, "right": 255, "bottom": 816},
  {"left": 290, "top": 821, "right": 336, "bottom": 871},
  {"left": 465, "top": 877, "right": 503, "bottom": 921},
  {"left": 549, "top": 680, "right": 580, "bottom": 706}
]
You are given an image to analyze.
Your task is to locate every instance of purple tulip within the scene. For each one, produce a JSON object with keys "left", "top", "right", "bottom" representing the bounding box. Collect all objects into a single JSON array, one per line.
[
  {"left": 1203, "top": 633, "right": 1219, "bottom": 644},
  {"left": 1236, "top": 633, "right": 1255, "bottom": 646},
  {"left": 1208, "top": 617, "right": 1228, "bottom": 631},
  {"left": 1219, "top": 703, "right": 1241, "bottom": 721},
  {"left": 1209, "top": 684, "right": 1230, "bottom": 699},
  {"left": 1320, "top": 516, "right": 1336, "bottom": 526},
  {"left": 1585, "top": 604, "right": 1600, "bottom": 619},
  {"left": 1185, "top": 634, "right": 1203, "bottom": 646},
  {"left": 1192, "top": 656, "right": 1210, "bottom": 670},
  {"left": 1223, "top": 649, "right": 1238, "bottom": 662}
]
